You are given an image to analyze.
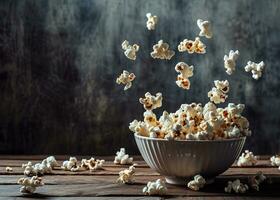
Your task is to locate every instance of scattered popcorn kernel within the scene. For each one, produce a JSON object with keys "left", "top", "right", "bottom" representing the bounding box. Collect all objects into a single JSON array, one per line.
[
  {"left": 197, "top": 19, "right": 213, "bottom": 38},
  {"left": 114, "top": 148, "right": 133, "bottom": 165},
  {"left": 143, "top": 179, "right": 167, "bottom": 195},
  {"left": 61, "top": 157, "right": 80, "bottom": 172},
  {"left": 6, "top": 166, "right": 13, "bottom": 172},
  {"left": 121, "top": 40, "right": 139, "bottom": 60},
  {"left": 22, "top": 156, "right": 58, "bottom": 176},
  {"left": 225, "top": 179, "right": 248, "bottom": 193},
  {"left": 237, "top": 150, "right": 258, "bottom": 166},
  {"left": 270, "top": 155, "right": 280, "bottom": 169},
  {"left": 224, "top": 50, "right": 239, "bottom": 75},
  {"left": 187, "top": 175, "right": 206, "bottom": 191},
  {"left": 178, "top": 37, "right": 206, "bottom": 54},
  {"left": 139, "top": 92, "right": 162, "bottom": 111},
  {"left": 17, "top": 176, "right": 44, "bottom": 194},
  {"left": 116, "top": 70, "right": 136, "bottom": 90},
  {"left": 248, "top": 171, "right": 266, "bottom": 191},
  {"left": 151, "top": 40, "right": 175, "bottom": 60},
  {"left": 117, "top": 165, "right": 136, "bottom": 184},
  {"left": 146, "top": 13, "right": 158, "bottom": 30},
  {"left": 208, "top": 80, "right": 229, "bottom": 104},
  {"left": 175, "top": 62, "right": 194, "bottom": 90},
  {"left": 244, "top": 61, "right": 265, "bottom": 80},
  {"left": 81, "top": 158, "right": 105, "bottom": 171}
]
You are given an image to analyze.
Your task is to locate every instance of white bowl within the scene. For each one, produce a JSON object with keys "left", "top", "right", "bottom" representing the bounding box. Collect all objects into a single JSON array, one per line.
[{"left": 134, "top": 133, "right": 246, "bottom": 185}]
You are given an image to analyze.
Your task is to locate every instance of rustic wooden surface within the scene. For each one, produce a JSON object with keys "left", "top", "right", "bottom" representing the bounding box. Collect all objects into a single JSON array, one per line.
[{"left": 0, "top": 155, "right": 279, "bottom": 199}]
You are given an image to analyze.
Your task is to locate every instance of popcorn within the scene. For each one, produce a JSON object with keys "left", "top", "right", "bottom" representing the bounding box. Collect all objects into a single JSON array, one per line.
[
  {"left": 81, "top": 158, "right": 105, "bottom": 171},
  {"left": 150, "top": 40, "right": 175, "bottom": 60},
  {"left": 117, "top": 165, "right": 136, "bottom": 184},
  {"left": 244, "top": 61, "right": 265, "bottom": 80},
  {"left": 187, "top": 175, "right": 206, "bottom": 191},
  {"left": 237, "top": 150, "right": 258, "bottom": 166},
  {"left": 139, "top": 92, "right": 162, "bottom": 111},
  {"left": 22, "top": 156, "right": 58, "bottom": 176},
  {"left": 17, "top": 176, "right": 44, "bottom": 194},
  {"left": 248, "top": 171, "right": 266, "bottom": 191},
  {"left": 224, "top": 50, "right": 239, "bottom": 75},
  {"left": 175, "top": 62, "right": 194, "bottom": 90},
  {"left": 208, "top": 80, "right": 229, "bottom": 104},
  {"left": 270, "top": 155, "right": 280, "bottom": 169},
  {"left": 129, "top": 120, "right": 149, "bottom": 137},
  {"left": 116, "top": 70, "right": 136, "bottom": 90},
  {"left": 143, "top": 179, "right": 167, "bottom": 195},
  {"left": 146, "top": 13, "right": 158, "bottom": 30},
  {"left": 6, "top": 166, "right": 13, "bottom": 172},
  {"left": 121, "top": 40, "right": 139, "bottom": 60},
  {"left": 197, "top": 19, "right": 212, "bottom": 38},
  {"left": 225, "top": 179, "right": 248, "bottom": 193},
  {"left": 61, "top": 157, "right": 80, "bottom": 172},
  {"left": 114, "top": 148, "right": 133, "bottom": 165},
  {"left": 178, "top": 37, "right": 206, "bottom": 54}
]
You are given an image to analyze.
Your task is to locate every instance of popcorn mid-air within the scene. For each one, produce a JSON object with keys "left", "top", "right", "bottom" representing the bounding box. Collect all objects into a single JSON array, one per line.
[
  {"left": 208, "top": 80, "right": 229, "bottom": 104},
  {"left": 143, "top": 179, "right": 167, "bottom": 195},
  {"left": 114, "top": 148, "right": 133, "bottom": 165},
  {"left": 249, "top": 171, "right": 266, "bottom": 191},
  {"left": 116, "top": 70, "right": 136, "bottom": 90},
  {"left": 117, "top": 165, "right": 136, "bottom": 184},
  {"left": 237, "top": 150, "right": 258, "bottom": 166},
  {"left": 81, "top": 158, "right": 105, "bottom": 171},
  {"left": 150, "top": 40, "right": 175, "bottom": 60},
  {"left": 5, "top": 166, "right": 13, "bottom": 172},
  {"left": 197, "top": 19, "right": 212, "bottom": 38},
  {"left": 121, "top": 40, "right": 139, "bottom": 60},
  {"left": 225, "top": 179, "right": 249, "bottom": 193},
  {"left": 22, "top": 156, "right": 58, "bottom": 176},
  {"left": 178, "top": 37, "right": 206, "bottom": 54},
  {"left": 224, "top": 50, "right": 239, "bottom": 75},
  {"left": 270, "top": 155, "right": 280, "bottom": 170},
  {"left": 187, "top": 175, "right": 206, "bottom": 191},
  {"left": 175, "top": 62, "right": 194, "bottom": 90},
  {"left": 17, "top": 176, "right": 44, "bottom": 194},
  {"left": 61, "top": 157, "right": 80, "bottom": 172},
  {"left": 146, "top": 13, "right": 158, "bottom": 30},
  {"left": 244, "top": 61, "right": 265, "bottom": 80},
  {"left": 139, "top": 92, "right": 162, "bottom": 111}
]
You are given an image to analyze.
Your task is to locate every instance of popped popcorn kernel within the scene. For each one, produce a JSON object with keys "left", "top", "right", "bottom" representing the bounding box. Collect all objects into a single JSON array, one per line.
[
  {"left": 224, "top": 50, "right": 239, "bottom": 75},
  {"left": 225, "top": 179, "right": 248, "bottom": 193},
  {"left": 270, "top": 155, "right": 280, "bottom": 169},
  {"left": 22, "top": 156, "right": 58, "bottom": 176},
  {"left": 237, "top": 150, "right": 258, "bottom": 166},
  {"left": 6, "top": 166, "right": 13, "bottom": 172},
  {"left": 116, "top": 70, "right": 136, "bottom": 90},
  {"left": 248, "top": 171, "right": 266, "bottom": 191},
  {"left": 244, "top": 61, "right": 265, "bottom": 80},
  {"left": 114, "top": 148, "right": 133, "bottom": 165},
  {"left": 197, "top": 19, "right": 213, "bottom": 38},
  {"left": 208, "top": 80, "right": 229, "bottom": 104},
  {"left": 139, "top": 92, "right": 162, "bottom": 111},
  {"left": 187, "top": 175, "right": 206, "bottom": 191},
  {"left": 117, "top": 165, "right": 136, "bottom": 184},
  {"left": 178, "top": 37, "right": 206, "bottom": 54},
  {"left": 151, "top": 40, "right": 175, "bottom": 60},
  {"left": 146, "top": 13, "right": 158, "bottom": 30},
  {"left": 143, "top": 179, "right": 167, "bottom": 195},
  {"left": 61, "top": 157, "right": 80, "bottom": 172},
  {"left": 81, "top": 158, "right": 105, "bottom": 171},
  {"left": 121, "top": 40, "right": 139, "bottom": 60},
  {"left": 175, "top": 62, "right": 194, "bottom": 90},
  {"left": 17, "top": 176, "right": 44, "bottom": 194}
]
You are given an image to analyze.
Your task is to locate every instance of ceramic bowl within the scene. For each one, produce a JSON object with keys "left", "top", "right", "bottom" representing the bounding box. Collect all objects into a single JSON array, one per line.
[{"left": 134, "top": 133, "right": 246, "bottom": 185}]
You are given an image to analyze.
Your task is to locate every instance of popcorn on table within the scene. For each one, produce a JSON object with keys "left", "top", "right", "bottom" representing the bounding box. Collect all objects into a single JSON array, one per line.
[
  {"left": 225, "top": 179, "right": 248, "bottom": 193},
  {"left": 187, "top": 175, "right": 206, "bottom": 191},
  {"left": 114, "top": 148, "right": 133, "bottom": 165},
  {"left": 116, "top": 70, "right": 136, "bottom": 90},
  {"left": 81, "top": 157, "right": 105, "bottom": 171},
  {"left": 224, "top": 50, "right": 239, "bottom": 75},
  {"left": 178, "top": 37, "right": 206, "bottom": 54},
  {"left": 244, "top": 61, "right": 265, "bottom": 80},
  {"left": 248, "top": 171, "right": 266, "bottom": 191},
  {"left": 139, "top": 92, "right": 162, "bottom": 111},
  {"left": 208, "top": 80, "right": 229, "bottom": 104},
  {"left": 151, "top": 40, "right": 175, "bottom": 60},
  {"left": 17, "top": 176, "right": 44, "bottom": 194},
  {"left": 237, "top": 150, "right": 258, "bottom": 167},
  {"left": 22, "top": 156, "right": 58, "bottom": 176},
  {"left": 121, "top": 40, "right": 139, "bottom": 60},
  {"left": 146, "top": 13, "right": 158, "bottom": 30},
  {"left": 6, "top": 166, "right": 13, "bottom": 172},
  {"left": 175, "top": 62, "right": 194, "bottom": 90},
  {"left": 143, "top": 179, "right": 167, "bottom": 195},
  {"left": 197, "top": 19, "right": 213, "bottom": 38},
  {"left": 270, "top": 155, "right": 280, "bottom": 170},
  {"left": 117, "top": 165, "right": 136, "bottom": 184},
  {"left": 61, "top": 157, "right": 80, "bottom": 172}
]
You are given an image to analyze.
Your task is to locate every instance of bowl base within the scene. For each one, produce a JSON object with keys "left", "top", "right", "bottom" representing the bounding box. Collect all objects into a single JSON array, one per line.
[{"left": 165, "top": 176, "right": 215, "bottom": 185}]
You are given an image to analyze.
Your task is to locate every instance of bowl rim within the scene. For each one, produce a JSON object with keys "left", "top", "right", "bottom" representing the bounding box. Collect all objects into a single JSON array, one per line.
[{"left": 134, "top": 133, "right": 246, "bottom": 143}]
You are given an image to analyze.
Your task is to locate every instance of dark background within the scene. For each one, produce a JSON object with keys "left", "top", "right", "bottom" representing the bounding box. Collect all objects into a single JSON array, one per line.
[{"left": 0, "top": 0, "right": 279, "bottom": 155}]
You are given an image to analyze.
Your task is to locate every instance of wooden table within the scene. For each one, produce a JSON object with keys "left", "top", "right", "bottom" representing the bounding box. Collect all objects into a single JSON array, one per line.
[{"left": 0, "top": 155, "right": 279, "bottom": 199}]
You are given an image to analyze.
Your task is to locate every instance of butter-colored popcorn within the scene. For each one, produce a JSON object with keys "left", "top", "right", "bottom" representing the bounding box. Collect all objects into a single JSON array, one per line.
[
  {"left": 114, "top": 148, "right": 133, "bottom": 165},
  {"left": 116, "top": 70, "right": 136, "bottom": 90},
  {"left": 225, "top": 179, "right": 248, "bottom": 193},
  {"left": 6, "top": 166, "right": 13, "bottom": 172},
  {"left": 139, "top": 92, "right": 162, "bottom": 111},
  {"left": 175, "top": 62, "right": 194, "bottom": 90},
  {"left": 178, "top": 37, "right": 206, "bottom": 54},
  {"left": 121, "top": 40, "right": 139, "bottom": 60},
  {"left": 117, "top": 165, "right": 136, "bottom": 184},
  {"left": 244, "top": 61, "right": 265, "bottom": 80},
  {"left": 129, "top": 120, "right": 149, "bottom": 137},
  {"left": 224, "top": 50, "right": 239, "bottom": 75},
  {"left": 146, "top": 13, "right": 158, "bottom": 30},
  {"left": 270, "top": 155, "right": 280, "bottom": 170},
  {"left": 17, "top": 176, "right": 44, "bottom": 194},
  {"left": 81, "top": 158, "right": 105, "bottom": 171},
  {"left": 197, "top": 19, "right": 212, "bottom": 38},
  {"left": 143, "top": 179, "right": 167, "bottom": 195},
  {"left": 249, "top": 171, "right": 266, "bottom": 191},
  {"left": 22, "top": 156, "right": 58, "bottom": 176},
  {"left": 61, "top": 157, "right": 80, "bottom": 172},
  {"left": 237, "top": 150, "right": 258, "bottom": 166},
  {"left": 208, "top": 80, "right": 229, "bottom": 104},
  {"left": 187, "top": 175, "right": 206, "bottom": 191},
  {"left": 151, "top": 40, "right": 175, "bottom": 60}
]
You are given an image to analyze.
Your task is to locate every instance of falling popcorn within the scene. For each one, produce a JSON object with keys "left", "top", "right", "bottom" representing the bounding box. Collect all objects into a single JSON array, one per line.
[
  {"left": 178, "top": 37, "right": 206, "bottom": 54},
  {"left": 143, "top": 179, "right": 167, "bottom": 195},
  {"left": 17, "top": 176, "right": 44, "bottom": 194},
  {"left": 114, "top": 148, "right": 133, "bottom": 165},
  {"left": 187, "top": 175, "right": 206, "bottom": 191},
  {"left": 208, "top": 80, "right": 229, "bottom": 104},
  {"left": 237, "top": 150, "right": 258, "bottom": 166},
  {"left": 146, "top": 13, "right": 158, "bottom": 30},
  {"left": 197, "top": 19, "right": 212, "bottom": 38},
  {"left": 117, "top": 165, "right": 136, "bottom": 184},
  {"left": 116, "top": 70, "right": 136, "bottom": 90},
  {"left": 61, "top": 157, "right": 80, "bottom": 172},
  {"left": 139, "top": 92, "right": 162, "bottom": 111},
  {"left": 175, "top": 62, "right": 194, "bottom": 90},
  {"left": 244, "top": 61, "right": 265, "bottom": 80},
  {"left": 224, "top": 50, "right": 239, "bottom": 75},
  {"left": 150, "top": 40, "right": 175, "bottom": 60},
  {"left": 81, "top": 158, "right": 105, "bottom": 171},
  {"left": 225, "top": 179, "right": 248, "bottom": 194},
  {"left": 121, "top": 40, "right": 139, "bottom": 60}
]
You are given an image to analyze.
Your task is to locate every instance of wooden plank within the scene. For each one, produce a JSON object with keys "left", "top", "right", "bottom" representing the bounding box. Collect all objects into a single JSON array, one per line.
[{"left": 0, "top": 197, "right": 161, "bottom": 200}]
